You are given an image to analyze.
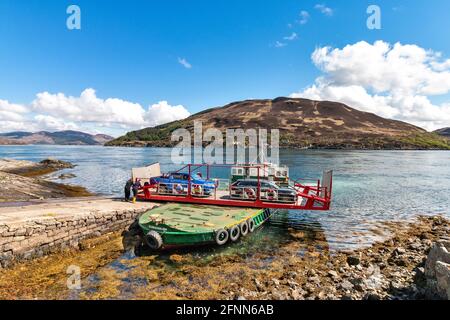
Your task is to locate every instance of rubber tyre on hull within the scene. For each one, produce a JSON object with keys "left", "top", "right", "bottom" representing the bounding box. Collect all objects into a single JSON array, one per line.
[
  {"left": 144, "top": 230, "right": 163, "bottom": 250},
  {"left": 229, "top": 225, "right": 240, "bottom": 242},
  {"left": 215, "top": 229, "right": 229, "bottom": 245},
  {"left": 240, "top": 221, "right": 249, "bottom": 236},
  {"left": 248, "top": 219, "right": 256, "bottom": 233}
]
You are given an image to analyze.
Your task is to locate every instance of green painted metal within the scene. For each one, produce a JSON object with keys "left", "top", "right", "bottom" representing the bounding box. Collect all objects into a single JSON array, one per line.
[
  {"left": 230, "top": 175, "right": 246, "bottom": 183},
  {"left": 138, "top": 203, "right": 269, "bottom": 247}
]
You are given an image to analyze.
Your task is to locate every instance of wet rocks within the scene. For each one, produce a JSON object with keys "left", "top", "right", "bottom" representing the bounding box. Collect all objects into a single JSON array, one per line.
[
  {"left": 0, "top": 214, "right": 448, "bottom": 300},
  {"left": 58, "top": 173, "right": 76, "bottom": 180},
  {"left": 169, "top": 254, "right": 185, "bottom": 263},
  {"left": 39, "top": 158, "right": 75, "bottom": 169},
  {"left": 0, "top": 158, "right": 89, "bottom": 201},
  {"left": 347, "top": 255, "right": 361, "bottom": 266},
  {"left": 286, "top": 216, "right": 449, "bottom": 301}
]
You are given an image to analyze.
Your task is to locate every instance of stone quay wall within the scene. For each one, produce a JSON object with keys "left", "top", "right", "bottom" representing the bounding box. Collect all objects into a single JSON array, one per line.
[{"left": 0, "top": 207, "right": 147, "bottom": 268}]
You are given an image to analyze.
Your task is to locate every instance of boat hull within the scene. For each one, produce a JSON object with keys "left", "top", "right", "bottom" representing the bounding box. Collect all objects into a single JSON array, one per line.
[{"left": 138, "top": 204, "right": 273, "bottom": 248}]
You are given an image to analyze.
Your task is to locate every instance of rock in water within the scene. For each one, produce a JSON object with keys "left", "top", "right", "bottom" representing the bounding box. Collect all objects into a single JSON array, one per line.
[
  {"left": 58, "top": 173, "right": 76, "bottom": 179},
  {"left": 39, "top": 158, "right": 74, "bottom": 169}
]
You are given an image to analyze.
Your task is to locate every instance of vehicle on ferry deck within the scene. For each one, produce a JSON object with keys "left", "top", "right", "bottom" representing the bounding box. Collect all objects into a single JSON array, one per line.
[
  {"left": 229, "top": 179, "right": 298, "bottom": 203},
  {"left": 154, "top": 172, "right": 216, "bottom": 196}
]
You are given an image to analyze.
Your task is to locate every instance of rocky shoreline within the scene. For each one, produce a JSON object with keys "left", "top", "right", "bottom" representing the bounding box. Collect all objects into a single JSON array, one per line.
[
  {"left": 254, "top": 215, "right": 449, "bottom": 301},
  {"left": 0, "top": 158, "right": 92, "bottom": 202},
  {"left": 174, "top": 215, "right": 449, "bottom": 300},
  {"left": 0, "top": 215, "right": 448, "bottom": 300}
]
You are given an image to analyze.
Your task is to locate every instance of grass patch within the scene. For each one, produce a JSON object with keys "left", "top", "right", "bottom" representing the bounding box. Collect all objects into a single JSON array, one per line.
[{"left": 400, "top": 133, "right": 450, "bottom": 149}]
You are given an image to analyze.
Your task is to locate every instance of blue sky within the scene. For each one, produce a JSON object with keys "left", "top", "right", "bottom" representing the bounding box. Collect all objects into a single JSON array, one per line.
[{"left": 1, "top": 0, "right": 450, "bottom": 135}]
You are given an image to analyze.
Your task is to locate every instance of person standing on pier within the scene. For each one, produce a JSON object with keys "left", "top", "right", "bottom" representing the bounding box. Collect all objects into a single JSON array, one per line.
[
  {"left": 132, "top": 178, "right": 142, "bottom": 203},
  {"left": 124, "top": 179, "right": 133, "bottom": 202}
]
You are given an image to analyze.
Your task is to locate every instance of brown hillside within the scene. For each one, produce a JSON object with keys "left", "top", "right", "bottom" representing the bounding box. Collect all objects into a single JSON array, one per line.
[{"left": 107, "top": 97, "right": 450, "bottom": 149}]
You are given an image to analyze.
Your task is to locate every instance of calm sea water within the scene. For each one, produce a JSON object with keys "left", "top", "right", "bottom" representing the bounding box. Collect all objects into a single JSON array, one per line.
[{"left": 1, "top": 145, "right": 449, "bottom": 250}]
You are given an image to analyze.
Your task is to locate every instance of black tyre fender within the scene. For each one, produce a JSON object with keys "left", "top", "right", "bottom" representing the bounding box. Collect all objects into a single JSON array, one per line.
[
  {"left": 248, "top": 219, "right": 256, "bottom": 233},
  {"left": 229, "top": 225, "right": 240, "bottom": 242},
  {"left": 240, "top": 221, "right": 249, "bottom": 236},
  {"left": 215, "top": 229, "right": 229, "bottom": 246},
  {"left": 144, "top": 230, "right": 163, "bottom": 250}
]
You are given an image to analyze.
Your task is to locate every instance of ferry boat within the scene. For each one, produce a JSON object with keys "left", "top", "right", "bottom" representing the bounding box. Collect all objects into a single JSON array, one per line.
[
  {"left": 138, "top": 203, "right": 272, "bottom": 249},
  {"left": 132, "top": 162, "right": 332, "bottom": 249}
]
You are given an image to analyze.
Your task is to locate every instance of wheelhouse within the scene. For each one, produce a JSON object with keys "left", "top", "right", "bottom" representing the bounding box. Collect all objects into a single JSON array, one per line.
[{"left": 230, "top": 163, "right": 290, "bottom": 187}]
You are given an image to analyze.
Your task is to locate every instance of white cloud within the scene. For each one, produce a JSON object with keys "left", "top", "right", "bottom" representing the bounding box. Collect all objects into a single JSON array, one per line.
[
  {"left": 177, "top": 57, "right": 192, "bottom": 69},
  {"left": 299, "top": 11, "right": 310, "bottom": 24},
  {"left": 275, "top": 41, "right": 287, "bottom": 48},
  {"left": 0, "top": 99, "right": 28, "bottom": 122},
  {"left": 283, "top": 32, "right": 298, "bottom": 41},
  {"left": 145, "top": 101, "right": 191, "bottom": 127},
  {"left": 310, "top": 41, "right": 450, "bottom": 95},
  {"left": 297, "top": 82, "right": 399, "bottom": 119},
  {"left": 0, "top": 89, "right": 191, "bottom": 134},
  {"left": 34, "top": 115, "right": 79, "bottom": 131},
  {"left": 315, "top": 4, "right": 333, "bottom": 16},
  {"left": 291, "top": 41, "right": 450, "bottom": 131},
  {"left": 0, "top": 99, "right": 31, "bottom": 131},
  {"left": 32, "top": 89, "right": 147, "bottom": 127}
]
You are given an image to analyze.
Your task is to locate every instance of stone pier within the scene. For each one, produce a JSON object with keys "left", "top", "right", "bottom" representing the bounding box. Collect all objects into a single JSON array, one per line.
[{"left": 0, "top": 197, "right": 158, "bottom": 268}]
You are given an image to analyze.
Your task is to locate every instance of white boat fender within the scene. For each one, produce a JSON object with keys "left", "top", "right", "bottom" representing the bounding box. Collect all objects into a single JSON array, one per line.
[
  {"left": 229, "top": 225, "right": 241, "bottom": 242},
  {"left": 248, "top": 219, "right": 256, "bottom": 233},
  {"left": 240, "top": 221, "right": 249, "bottom": 236},
  {"left": 215, "top": 229, "right": 229, "bottom": 245}
]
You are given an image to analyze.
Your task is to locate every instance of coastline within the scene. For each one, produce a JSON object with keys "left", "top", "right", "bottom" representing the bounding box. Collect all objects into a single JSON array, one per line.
[
  {"left": 103, "top": 144, "right": 450, "bottom": 151},
  {"left": 0, "top": 155, "right": 448, "bottom": 300},
  {"left": 0, "top": 215, "right": 448, "bottom": 300},
  {"left": 1, "top": 143, "right": 450, "bottom": 151},
  {"left": 0, "top": 158, "right": 92, "bottom": 202}
]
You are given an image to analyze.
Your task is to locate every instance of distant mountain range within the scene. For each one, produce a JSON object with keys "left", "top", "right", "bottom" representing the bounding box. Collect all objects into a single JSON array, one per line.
[
  {"left": 0, "top": 130, "right": 114, "bottom": 145},
  {"left": 434, "top": 127, "right": 450, "bottom": 138},
  {"left": 106, "top": 97, "right": 450, "bottom": 150}
]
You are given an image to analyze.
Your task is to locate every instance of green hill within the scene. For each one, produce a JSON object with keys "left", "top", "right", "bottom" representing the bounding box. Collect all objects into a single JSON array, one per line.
[{"left": 106, "top": 97, "right": 450, "bottom": 150}]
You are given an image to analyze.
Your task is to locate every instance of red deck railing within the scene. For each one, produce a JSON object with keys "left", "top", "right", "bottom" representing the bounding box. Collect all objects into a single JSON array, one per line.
[{"left": 137, "top": 164, "right": 332, "bottom": 211}]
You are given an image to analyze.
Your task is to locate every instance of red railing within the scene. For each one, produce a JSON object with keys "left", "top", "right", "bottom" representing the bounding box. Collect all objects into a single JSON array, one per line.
[{"left": 137, "top": 163, "right": 332, "bottom": 211}]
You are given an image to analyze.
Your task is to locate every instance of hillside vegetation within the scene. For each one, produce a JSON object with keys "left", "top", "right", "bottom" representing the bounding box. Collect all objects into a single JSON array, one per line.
[{"left": 107, "top": 97, "right": 450, "bottom": 150}]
